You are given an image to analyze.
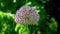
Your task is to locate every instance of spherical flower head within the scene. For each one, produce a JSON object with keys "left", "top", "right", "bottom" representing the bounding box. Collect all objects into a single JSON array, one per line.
[{"left": 15, "top": 6, "right": 39, "bottom": 25}]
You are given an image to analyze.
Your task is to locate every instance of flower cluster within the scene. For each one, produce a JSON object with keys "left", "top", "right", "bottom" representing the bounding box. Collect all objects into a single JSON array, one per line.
[{"left": 15, "top": 6, "right": 39, "bottom": 25}]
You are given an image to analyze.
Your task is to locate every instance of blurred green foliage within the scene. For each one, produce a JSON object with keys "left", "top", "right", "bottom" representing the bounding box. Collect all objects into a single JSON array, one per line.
[{"left": 0, "top": 0, "right": 57, "bottom": 34}]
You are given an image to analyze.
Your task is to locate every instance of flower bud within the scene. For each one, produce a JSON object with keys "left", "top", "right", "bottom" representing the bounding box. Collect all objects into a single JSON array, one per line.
[{"left": 15, "top": 6, "right": 39, "bottom": 25}]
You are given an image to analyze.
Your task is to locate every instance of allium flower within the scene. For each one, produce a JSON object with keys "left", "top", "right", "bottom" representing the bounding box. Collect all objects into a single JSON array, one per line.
[{"left": 15, "top": 6, "right": 39, "bottom": 25}]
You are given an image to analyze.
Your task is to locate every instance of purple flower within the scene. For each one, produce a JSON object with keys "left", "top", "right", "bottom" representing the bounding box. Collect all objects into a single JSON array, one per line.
[{"left": 15, "top": 6, "right": 39, "bottom": 25}]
